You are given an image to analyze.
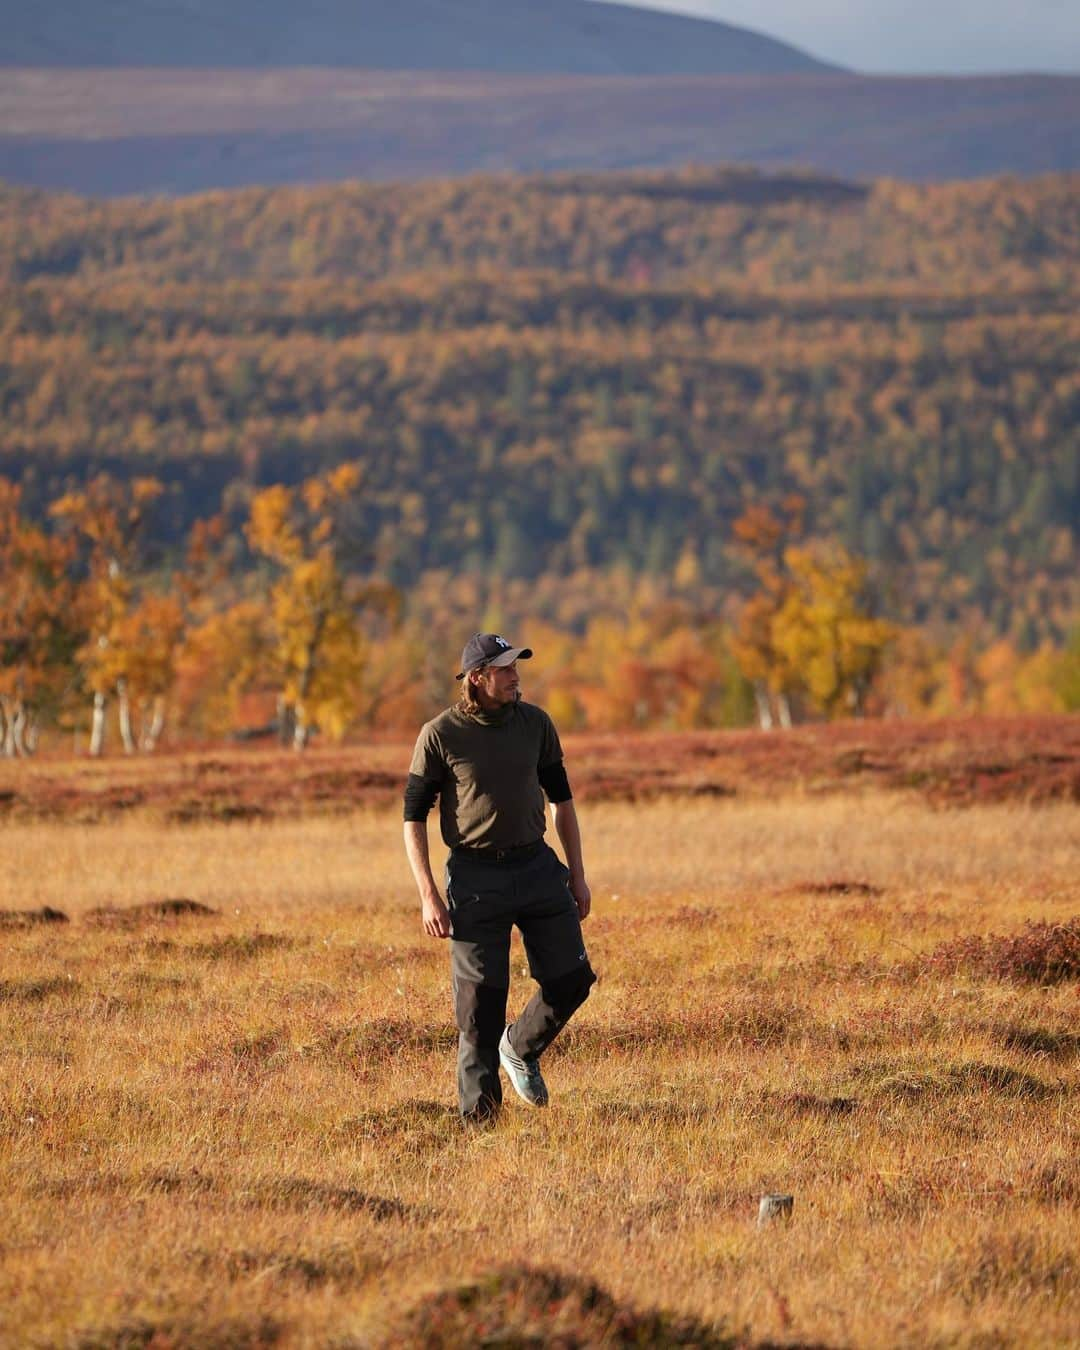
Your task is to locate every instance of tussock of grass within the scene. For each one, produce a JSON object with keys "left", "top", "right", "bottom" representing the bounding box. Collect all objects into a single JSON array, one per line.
[
  {"left": 0, "top": 905, "right": 68, "bottom": 928},
  {"left": 186, "top": 1028, "right": 295, "bottom": 1080},
  {"left": 166, "top": 799, "right": 268, "bottom": 825},
  {"left": 38, "top": 1169, "right": 413, "bottom": 1222},
  {"left": 155, "top": 931, "right": 297, "bottom": 961},
  {"left": 994, "top": 1023, "right": 1080, "bottom": 1059},
  {"left": 922, "top": 918, "right": 1080, "bottom": 983},
  {"left": 865, "top": 1172, "right": 954, "bottom": 1221},
  {"left": 786, "top": 879, "right": 885, "bottom": 898},
  {"left": 337, "top": 1099, "right": 459, "bottom": 1145},
  {"left": 187, "top": 1244, "right": 364, "bottom": 1288},
  {"left": 125, "top": 970, "right": 193, "bottom": 993},
  {"left": 230, "top": 1028, "right": 291, "bottom": 1062},
  {"left": 946, "top": 1233, "right": 1078, "bottom": 1304},
  {"left": 71, "top": 1314, "right": 282, "bottom": 1350},
  {"left": 196, "top": 931, "right": 298, "bottom": 960},
  {"left": 37, "top": 1169, "right": 216, "bottom": 1200},
  {"left": 84, "top": 898, "right": 218, "bottom": 927},
  {"left": 852, "top": 1060, "right": 1054, "bottom": 1101},
  {"left": 0, "top": 975, "right": 77, "bottom": 1002},
  {"left": 375, "top": 1266, "right": 746, "bottom": 1349},
  {"left": 243, "top": 1177, "right": 414, "bottom": 1221},
  {"left": 316, "top": 1018, "right": 457, "bottom": 1063},
  {"left": 768, "top": 1091, "right": 858, "bottom": 1117},
  {"left": 1029, "top": 1158, "right": 1080, "bottom": 1205},
  {"left": 590, "top": 1089, "right": 857, "bottom": 1129}
]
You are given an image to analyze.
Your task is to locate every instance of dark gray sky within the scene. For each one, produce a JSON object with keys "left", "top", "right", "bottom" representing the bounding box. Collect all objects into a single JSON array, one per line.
[{"left": 612, "top": 1, "right": 1080, "bottom": 73}]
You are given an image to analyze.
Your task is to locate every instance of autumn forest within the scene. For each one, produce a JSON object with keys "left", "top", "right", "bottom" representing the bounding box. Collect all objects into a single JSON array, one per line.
[{"left": 1, "top": 165, "right": 1078, "bottom": 750}]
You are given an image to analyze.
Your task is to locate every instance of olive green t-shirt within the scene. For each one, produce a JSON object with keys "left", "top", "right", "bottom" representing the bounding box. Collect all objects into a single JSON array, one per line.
[{"left": 409, "top": 700, "right": 564, "bottom": 850}]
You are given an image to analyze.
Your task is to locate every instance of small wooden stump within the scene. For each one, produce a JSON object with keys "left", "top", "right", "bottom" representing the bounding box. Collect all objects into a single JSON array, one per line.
[{"left": 757, "top": 1193, "right": 794, "bottom": 1227}]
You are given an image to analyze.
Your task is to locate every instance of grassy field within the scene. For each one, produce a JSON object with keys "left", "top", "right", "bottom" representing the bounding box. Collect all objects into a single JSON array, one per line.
[{"left": 2, "top": 780, "right": 1079, "bottom": 1346}]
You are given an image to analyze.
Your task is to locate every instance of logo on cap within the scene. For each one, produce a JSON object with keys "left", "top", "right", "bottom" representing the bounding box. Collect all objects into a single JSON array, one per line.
[{"left": 492, "top": 636, "right": 511, "bottom": 650}]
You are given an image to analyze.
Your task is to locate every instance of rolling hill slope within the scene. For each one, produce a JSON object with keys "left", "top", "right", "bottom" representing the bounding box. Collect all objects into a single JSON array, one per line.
[
  {"left": 2, "top": 166, "right": 1078, "bottom": 644},
  {"left": 0, "top": 0, "right": 838, "bottom": 74}
]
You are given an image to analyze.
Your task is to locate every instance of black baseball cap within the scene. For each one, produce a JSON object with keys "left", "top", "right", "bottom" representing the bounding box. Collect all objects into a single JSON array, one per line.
[{"left": 456, "top": 633, "right": 533, "bottom": 680}]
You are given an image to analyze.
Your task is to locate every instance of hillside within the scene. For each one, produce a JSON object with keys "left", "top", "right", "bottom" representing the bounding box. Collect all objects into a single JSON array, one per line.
[
  {"left": 2, "top": 71, "right": 1078, "bottom": 194},
  {"left": 1, "top": 166, "right": 1078, "bottom": 647},
  {"left": 0, "top": 0, "right": 835, "bottom": 73}
]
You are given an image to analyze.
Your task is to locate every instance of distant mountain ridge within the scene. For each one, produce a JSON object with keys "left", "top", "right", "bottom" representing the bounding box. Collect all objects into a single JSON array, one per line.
[
  {"left": 0, "top": 0, "right": 838, "bottom": 74},
  {"left": 2, "top": 70, "right": 1078, "bottom": 194}
]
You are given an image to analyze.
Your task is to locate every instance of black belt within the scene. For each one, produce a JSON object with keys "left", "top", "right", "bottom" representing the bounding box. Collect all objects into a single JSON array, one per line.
[{"left": 451, "top": 840, "right": 545, "bottom": 864}]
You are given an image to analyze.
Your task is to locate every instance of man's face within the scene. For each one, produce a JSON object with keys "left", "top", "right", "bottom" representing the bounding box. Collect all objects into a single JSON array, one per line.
[{"left": 471, "top": 660, "right": 520, "bottom": 706}]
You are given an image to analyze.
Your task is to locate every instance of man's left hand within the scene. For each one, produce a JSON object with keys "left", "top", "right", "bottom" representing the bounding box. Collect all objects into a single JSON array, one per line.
[{"left": 571, "top": 876, "right": 592, "bottom": 921}]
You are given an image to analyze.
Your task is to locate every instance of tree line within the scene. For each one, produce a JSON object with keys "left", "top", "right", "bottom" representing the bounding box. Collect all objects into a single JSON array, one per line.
[{"left": 1, "top": 472, "right": 1076, "bottom": 756}]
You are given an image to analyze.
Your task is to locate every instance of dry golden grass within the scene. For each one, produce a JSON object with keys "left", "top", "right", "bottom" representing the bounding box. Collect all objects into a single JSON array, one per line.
[{"left": 2, "top": 795, "right": 1079, "bottom": 1348}]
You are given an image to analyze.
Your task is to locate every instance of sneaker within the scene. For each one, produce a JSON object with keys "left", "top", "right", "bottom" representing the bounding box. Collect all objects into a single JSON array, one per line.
[{"left": 498, "top": 1026, "right": 549, "bottom": 1107}]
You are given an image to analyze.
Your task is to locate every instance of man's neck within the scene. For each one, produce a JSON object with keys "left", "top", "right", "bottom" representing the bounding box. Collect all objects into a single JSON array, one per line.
[{"left": 467, "top": 694, "right": 516, "bottom": 724}]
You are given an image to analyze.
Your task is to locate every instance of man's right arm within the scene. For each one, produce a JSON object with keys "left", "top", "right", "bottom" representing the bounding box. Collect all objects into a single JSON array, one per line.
[
  {"left": 403, "top": 742, "right": 450, "bottom": 938},
  {"left": 403, "top": 818, "right": 450, "bottom": 939}
]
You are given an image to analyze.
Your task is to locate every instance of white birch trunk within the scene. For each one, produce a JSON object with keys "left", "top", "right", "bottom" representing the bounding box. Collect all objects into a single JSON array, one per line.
[
  {"left": 89, "top": 691, "right": 107, "bottom": 756},
  {"left": 777, "top": 691, "right": 793, "bottom": 729},
  {"left": 116, "top": 679, "right": 136, "bottom": 754},
  {"left": 9, "top": 702, "right": 27, "bottom": 757},
  {"left": 0, "top": 699, "right": 13, "bottom": 757},
  {"left": 141, "top": 697, "right": 166, "bottom": 752},
  {"left": 290, "top": 619, "right": 324, "bottom": 754},
  {"left": 753, "top": 683, "right": 774, "bottom": 731}
]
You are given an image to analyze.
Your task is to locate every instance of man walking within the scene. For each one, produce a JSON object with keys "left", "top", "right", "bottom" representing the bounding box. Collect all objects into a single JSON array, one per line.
[{"left": 403, "top": 633, "right": 596, "bottom": 1123}]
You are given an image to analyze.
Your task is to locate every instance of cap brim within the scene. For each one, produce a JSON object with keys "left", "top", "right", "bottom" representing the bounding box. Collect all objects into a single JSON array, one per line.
[
  {"left": 455, "top": 647, "right": 533, "bottom": 679},
  {"left": 490, "top": 647, "right": 532, "bottom": 667}
]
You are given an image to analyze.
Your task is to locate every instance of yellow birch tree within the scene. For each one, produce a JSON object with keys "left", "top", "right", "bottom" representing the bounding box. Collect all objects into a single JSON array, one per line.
[
  {"left": 770, "top": 543, "right": 896, "bottom": 718},
  {"left": 245, "top": 463, "right": 366, "bottom": 749},
  {"left": 49, "top": 475, "right": 166, "bottom": 754},
  {"left": 0, "top": 480, "right": 80, "bottom": 754}
]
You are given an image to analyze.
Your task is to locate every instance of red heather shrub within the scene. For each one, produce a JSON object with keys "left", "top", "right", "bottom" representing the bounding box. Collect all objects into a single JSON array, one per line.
[{"left": 924, "top": 919, "right": 1080, "bottom": 984}]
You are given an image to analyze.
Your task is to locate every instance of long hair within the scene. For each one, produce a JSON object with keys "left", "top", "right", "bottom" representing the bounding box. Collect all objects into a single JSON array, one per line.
[{"left": 456, "top": 667, "right": 486, "bottom": 717}]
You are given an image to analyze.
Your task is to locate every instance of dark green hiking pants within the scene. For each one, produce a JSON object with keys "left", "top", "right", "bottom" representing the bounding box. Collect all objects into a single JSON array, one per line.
[{"left": 446, "top": 842, "right": 596, "bottom": 1119}]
